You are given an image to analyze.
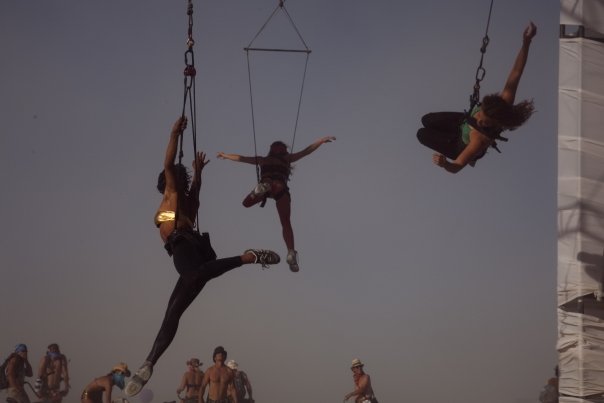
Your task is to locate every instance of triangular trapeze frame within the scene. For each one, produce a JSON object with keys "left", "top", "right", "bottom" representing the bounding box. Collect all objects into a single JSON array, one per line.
[
  {"left": 244, "top": 0, "right": 311, "bottom": 54},
  {"left": 244, "top": 0, "right": 312, "bottom": 184}
]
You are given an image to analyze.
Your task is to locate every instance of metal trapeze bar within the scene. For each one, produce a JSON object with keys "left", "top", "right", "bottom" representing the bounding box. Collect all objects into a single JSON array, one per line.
[{"left": 244, "top": 47, "right": 311, "bottom": 54}]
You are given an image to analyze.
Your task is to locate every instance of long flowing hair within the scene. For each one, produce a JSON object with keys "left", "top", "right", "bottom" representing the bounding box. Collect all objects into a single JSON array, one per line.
[
  {"left": 268, "top": 141, "right": 288, "bottom": 157},
  {"left": 156, "top": 164, "right": 191, "bottom": 196},
  {"left": 267, "top": 141, "right": 294, "bottom": 176},
  {"left": 481, "top": 93, "right": 535, "bottom": 131}
]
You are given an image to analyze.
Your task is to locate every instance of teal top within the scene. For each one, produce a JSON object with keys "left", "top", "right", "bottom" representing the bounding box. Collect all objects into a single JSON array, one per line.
[{"left": 460, "top": 106, "right": 480, "bottom": 145}]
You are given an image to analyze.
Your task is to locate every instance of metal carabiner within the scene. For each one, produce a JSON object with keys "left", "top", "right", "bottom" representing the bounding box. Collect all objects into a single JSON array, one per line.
[
  {"left": 475, "top": 65, "right": 486, "bottom": 82},
  {"left": 184, "top": 49, "right": 196, "bottom": 77}
]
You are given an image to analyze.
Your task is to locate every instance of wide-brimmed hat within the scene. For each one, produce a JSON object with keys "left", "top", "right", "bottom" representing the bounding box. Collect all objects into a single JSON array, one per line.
[
  {"left": 187, "top": 358, "right": 202, "bottom": 367},
  {"left": 350, "top": 358, "right": 364, "bottom": 369},
  {"left": 226, "top": 360, "right": 238, "bottom": 370},
  {"left": 112, "top": 363, "right": 131, "bottom": 377}
]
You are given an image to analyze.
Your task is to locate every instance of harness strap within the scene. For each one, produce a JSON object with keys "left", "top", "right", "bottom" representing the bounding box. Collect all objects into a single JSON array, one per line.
[{"left": 465, "top": 115, "right": 508, "bottom": 154}]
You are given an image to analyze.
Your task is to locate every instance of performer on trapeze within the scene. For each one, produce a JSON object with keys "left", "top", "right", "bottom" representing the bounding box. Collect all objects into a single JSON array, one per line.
[
  {"left": 217, "top": 136, "right": 336, "bottom": 272},
  {"left": 125, "top": 116, "right": 280, "bottom": 397},
  {"left": 417, "top": 21, "right": 537, "bottom": 173}
]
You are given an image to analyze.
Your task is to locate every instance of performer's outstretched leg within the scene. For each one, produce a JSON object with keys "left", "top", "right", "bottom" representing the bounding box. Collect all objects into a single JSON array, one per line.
[{"left": 276, "top": 193, "right": 298, "bottom": 272}]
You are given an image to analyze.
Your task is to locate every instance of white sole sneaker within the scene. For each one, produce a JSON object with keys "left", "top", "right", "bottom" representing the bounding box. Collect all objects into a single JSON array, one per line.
[
  {"left": 124, "top": 364, "right": 153, "bottom": 397},
  {"left": 286, "top": 250, "right": 299, "bottom": 272},
  {"left": 245, "top": 249, "right": 281, "bottom": 268},
  {"left": 253, "top": 182, "right": 270, "bottom": 196}
]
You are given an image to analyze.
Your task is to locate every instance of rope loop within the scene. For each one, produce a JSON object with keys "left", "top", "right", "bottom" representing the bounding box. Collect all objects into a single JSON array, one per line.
[{"left": 480, "top": 35, "right": 490, "bottom": 53}]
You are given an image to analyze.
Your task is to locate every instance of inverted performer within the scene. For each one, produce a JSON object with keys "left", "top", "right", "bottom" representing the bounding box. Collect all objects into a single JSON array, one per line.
[{"left": 417, "top": 22, "right": 537, "bottom": 173}]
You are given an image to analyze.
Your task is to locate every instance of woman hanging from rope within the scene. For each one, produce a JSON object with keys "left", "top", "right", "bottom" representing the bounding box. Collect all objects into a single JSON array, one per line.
[
  {"left": 417, "top": 21, "right": 537, "bottom": 174},
  {"left": 217, "top": 136, "right": 336, "bottom": 272},
  {"left": 125, "top": 116, "right": 280, "bottom": 397}
]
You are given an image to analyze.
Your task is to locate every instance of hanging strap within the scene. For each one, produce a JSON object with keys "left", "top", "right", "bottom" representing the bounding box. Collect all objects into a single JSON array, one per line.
[
  {"left": 244, "top": 0, "right": 311, "bottom": 183},
  {"left": 467, "top": 0, "right": 494, "bottom": 115},
  {"left": 175, "top": 0, "right": 200, "bottom": 231}
]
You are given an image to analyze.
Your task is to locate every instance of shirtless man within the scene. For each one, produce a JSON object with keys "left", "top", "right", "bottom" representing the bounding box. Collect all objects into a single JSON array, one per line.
[
  {"left": 198, "top": 347, "right": 237, "bottom": 403},
  {"left": 177, "top": 358, "right": 203, "bottom": 403},
  {"left": 36, "top": 343, "right": 70, "bottom": 402},
  {"left": 6, "top": 344, "right": 33, "bottom": 403},
  {"left": 344, "top": 359, "right": 378, "bottom": 403}
]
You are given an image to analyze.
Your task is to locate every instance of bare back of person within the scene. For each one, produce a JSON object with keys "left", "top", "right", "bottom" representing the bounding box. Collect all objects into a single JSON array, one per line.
[
  {"left": 182, "top": 370, "right": 203, "bottom": 399},
  {"left": 7, "top": 348, "right": 33, "bottom": 403},
  {"left": 260, "top": 155, "right": 291, "bottom": 171},
  {"left": 46, "top": 355, "right": 66, "bottom": 390},
  {"left": 40, "top": 355, "right": 68, "bottom": 402},
  {"left": 355, "top": 374, "right": 375, "bottom": 403},
  {"left": 80, "top": 375, "right": 110, "bottom": 403}
]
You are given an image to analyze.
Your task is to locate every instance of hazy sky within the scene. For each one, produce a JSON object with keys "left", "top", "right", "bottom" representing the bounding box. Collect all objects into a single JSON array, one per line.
[{"left": 1, "top": 1, "right": 559, "bottom": 402}]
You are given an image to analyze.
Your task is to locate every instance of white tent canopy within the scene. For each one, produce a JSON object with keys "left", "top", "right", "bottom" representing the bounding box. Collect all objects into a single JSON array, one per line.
[
  {"left": 558, "top": 0, "right": 604, "bottom": 401},
  {"left": 561, "top": 0, "right": 604, "bottom": 34}
]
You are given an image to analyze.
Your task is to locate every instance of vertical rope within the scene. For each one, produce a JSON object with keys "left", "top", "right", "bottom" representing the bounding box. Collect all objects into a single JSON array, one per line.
[
  {"left": 176, "top": 0, "right": 200, "bottom": 231},
  {"left": 281, "top": 5, "right": 310, "bottom": 52},
  {"left": 290, "top": 52, "right": 309, "bottom": 153},
  {"left": 246, "top": 50, "right": 261, "bottom": 183},
  {"left": 246, "top": 6, "right": 281, "bottom": 49}
]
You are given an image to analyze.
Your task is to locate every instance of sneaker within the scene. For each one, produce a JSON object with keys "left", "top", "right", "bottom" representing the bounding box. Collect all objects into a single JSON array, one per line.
[
  {"left": 253, "top": 182, "right": 270, "bottom": 196},
  {"left": 286, "top": 250, "right": 299, "bottom": 272},
  {"left": 245, "top": 249, "right": 280, "bottom": 268},
  {"left": 124, "top": 362, "right": 153, "bottom": 397}
]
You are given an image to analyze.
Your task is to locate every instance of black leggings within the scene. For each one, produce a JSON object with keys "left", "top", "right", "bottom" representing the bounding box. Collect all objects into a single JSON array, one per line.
[
  {"left": 146, "top": 231, "right": 242, "bottom": 364},
  {"left": 416, "top": 112, "right": 467, "bottom": 160}
]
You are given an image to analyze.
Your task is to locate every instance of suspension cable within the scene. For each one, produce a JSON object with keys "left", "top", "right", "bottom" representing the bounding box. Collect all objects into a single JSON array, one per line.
[
  {"left": 245, "top": 50, "right": 261, "bottom": 183},
  {"left": 290, "top": 52, "right": 309, "bottom": 153},
  {"left": 468, "top": 0, "right": 494, "bottom": 115},
  {"left": 176, "top": 0, "right": 200, "bottom": 231}
]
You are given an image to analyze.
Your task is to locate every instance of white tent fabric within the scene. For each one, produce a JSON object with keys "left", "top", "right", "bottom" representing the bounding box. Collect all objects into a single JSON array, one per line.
[
  {"left": 561, "top": 0, "right": 604, "bottom": 34},
  {"left": 558, "top": 0, "right": 604, "bottom": 401}
]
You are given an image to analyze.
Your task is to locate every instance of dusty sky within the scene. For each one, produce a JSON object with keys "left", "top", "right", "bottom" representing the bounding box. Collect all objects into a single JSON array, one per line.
[{"left": 1, "top": 1, "right": 559, "bottom": 402}]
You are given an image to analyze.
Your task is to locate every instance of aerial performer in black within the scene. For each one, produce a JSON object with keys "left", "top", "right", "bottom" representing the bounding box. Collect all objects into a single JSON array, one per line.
[
  {"left": 417, "top": 21, "right": 537, "bottom": 173},
  {"left": 217, "top": 136, "right": 336, "bottom": 272},
  {"left": 125, "top": 116, "right": 280, "bottom": 397}
]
